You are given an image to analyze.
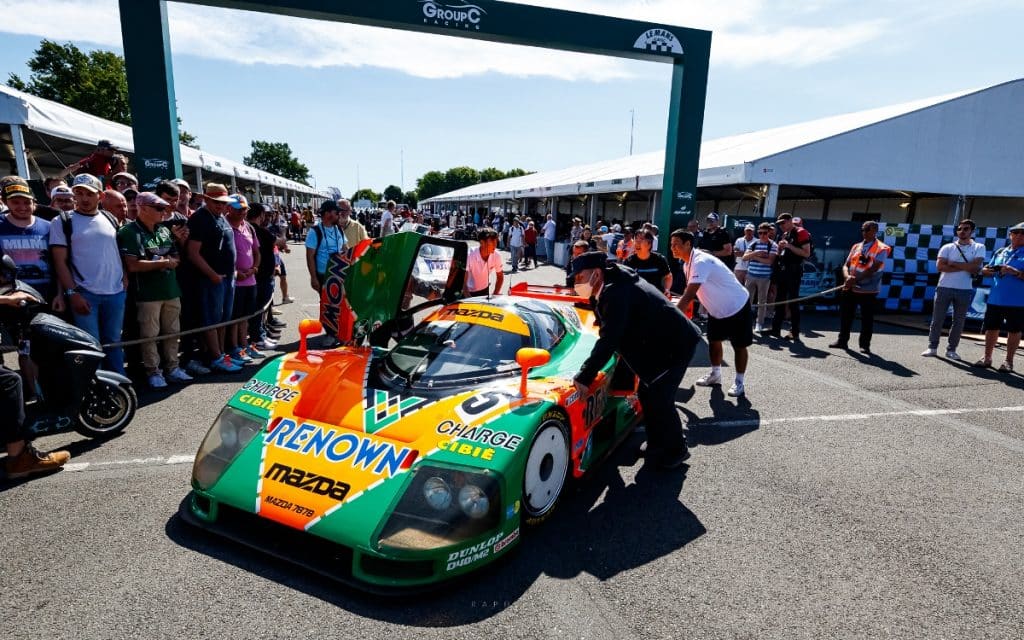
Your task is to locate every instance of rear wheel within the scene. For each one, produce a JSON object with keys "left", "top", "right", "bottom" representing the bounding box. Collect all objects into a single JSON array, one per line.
[
  {"left": 75, "top": 380, "right": 137, "bottom": 439},
  {"left": 522, "top": 412, "right": 570, "bottom": 526}
]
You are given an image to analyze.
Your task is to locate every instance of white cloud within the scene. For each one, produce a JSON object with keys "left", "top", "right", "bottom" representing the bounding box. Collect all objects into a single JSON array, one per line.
[{"left": 2, "top": 0, "right": 894, "bottom": 80}]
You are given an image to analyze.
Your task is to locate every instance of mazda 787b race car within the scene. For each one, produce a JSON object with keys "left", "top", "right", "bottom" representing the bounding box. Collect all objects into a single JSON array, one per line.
[{"left": 181, "top": 232, "right": 643, "bottom": 591}]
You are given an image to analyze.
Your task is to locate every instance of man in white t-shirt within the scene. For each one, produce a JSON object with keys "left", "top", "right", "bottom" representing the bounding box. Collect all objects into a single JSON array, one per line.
[
  {"left": 464, "top": 227, "right": 504, "bottom": 297},
  {"left": 732, "top": 224, "right": 756, "bottom": 285},
  {"left": 380, "top": 201, "right": 396, "bottom": 237},
  {"left": 671, "top": 229, "right": 753, "bottom": 397},
  {"left": 507, "top": 218, "right": 525, "bottom": 273},
  {"left": 542, "top": 213, "right": 557, "bottom": 264},
  {"left": 923, "top": 219, "right": 986, "bottom": 360}
]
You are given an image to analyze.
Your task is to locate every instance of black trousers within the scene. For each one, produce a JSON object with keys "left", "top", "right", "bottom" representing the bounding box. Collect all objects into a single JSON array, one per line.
[
  {"left": 637, "top": 354, "right": 693, "bottom": 456},
  {"left": 771, "top": 269, "right": 803, "bottom": 335},
  {"left": 837, "top": 291, "right": 878, "bottom": 348},
  {"left": 1, "top": 365, "right": 27, "bottom": 445}
]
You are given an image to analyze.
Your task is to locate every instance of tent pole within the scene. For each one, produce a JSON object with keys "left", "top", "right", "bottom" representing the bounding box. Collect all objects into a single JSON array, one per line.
[{"left": 10, "top": 124, "right": 30, "bottom": 178}]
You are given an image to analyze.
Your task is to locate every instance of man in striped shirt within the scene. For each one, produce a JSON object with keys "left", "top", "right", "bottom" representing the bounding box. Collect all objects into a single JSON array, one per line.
[{"left": 742, "top": 222, "right": 778, "bottom": 332}]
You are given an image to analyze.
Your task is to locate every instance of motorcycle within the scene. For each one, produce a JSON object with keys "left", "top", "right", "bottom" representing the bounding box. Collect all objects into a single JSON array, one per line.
[{"left": 0, "top": 254, "right": 137, "bottom": 439}]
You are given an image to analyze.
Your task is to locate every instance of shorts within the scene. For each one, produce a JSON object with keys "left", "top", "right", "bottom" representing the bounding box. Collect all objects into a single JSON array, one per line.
[
  {"left": 277, "top": 258, "right": 287, "bottom": 277},
  {"left": 232, "top": 284, "right": 257, "bottom": 321},
  {"left": 706, "top": 301, "right": 754, "bottom": 348},
  {"left": 983, "top": 304, "right": 1024, "bottom": 333},
  {"left": 199, "top": 277, "right": 235, "bottom": 328}
]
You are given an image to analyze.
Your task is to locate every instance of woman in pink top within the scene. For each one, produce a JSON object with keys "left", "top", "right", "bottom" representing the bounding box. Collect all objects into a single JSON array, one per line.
[{"left": 226, "top": 196, "right": 261, "bottom": 364}]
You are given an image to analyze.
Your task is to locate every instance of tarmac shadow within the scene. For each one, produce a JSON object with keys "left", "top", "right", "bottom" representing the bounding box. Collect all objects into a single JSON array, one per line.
[
  {"left": 679, "top": 385, "right": 760, "bottom": 447},
  {"left": 848, "top": 349, "right": 919, "bottom": 377}
]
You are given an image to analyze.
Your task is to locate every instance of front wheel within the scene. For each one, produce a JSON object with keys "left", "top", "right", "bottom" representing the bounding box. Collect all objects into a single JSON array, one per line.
[
  {"left": 75, "top": 380, "right": 137, "bottom": 439},
  {"left": 522, "top": 412, "right": 570, "bottom": 526}
]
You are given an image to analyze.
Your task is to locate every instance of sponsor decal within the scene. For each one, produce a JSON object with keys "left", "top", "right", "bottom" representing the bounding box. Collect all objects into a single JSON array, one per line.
[
  {"left": 493, "top": 527, "right": 520, "bottom": 554},
  {"left": 633, "top": 28, "right": 684, "bottom": 55},
  {"left": 265, "top": 419, "right": 416, "bottom": 478},
  {"left": 436, "top": 419, "right": 523, "bottom": 451},
  {"left": 363, "top": 389, "right": 429, "bottom": 434},
  {"left": 242, "top": 379, "right": 300, "bottom": 402},
  {"left": 438, "top": 439, "right": 495, "bottom": 461},
  {"left": 505, "top": 500, "right": 520, "bottom": 520},
  {"left": 420, "top": 0, "right": 485, "bottom": 30},
  {"left": 427, "top": 304, "right": 530, "bottom": 336},
  {"left": 143, "top": 158, "right": 170, "bottom": 170},
  {"left": 454, "top": 390, "right": 517, "bottom": 423},
  {"left": 320, "top": 245, "right": 360, "bottom": 338},
  {"left": 264, "top": 495, "right": 314, "bottom": 518},
  {"left": 677, "top": 191, "right": 694, "bottom": 200},
  {"left": 263, "top": 462, "right": 351, "bottom": 502},
  {"left": 566, "top": 390, "right": 581, "bottom": 406},
  {"left": 446, "top": 532, "right": 503, "bottom": 571},
  {"left": 437, "top": 307, "right": 505, "bottom": 322},
  {"left": 583, "top": 385, "right": 608, "bottom": 426},
  {"left": 282, "top": 370, "right": 308, "bottom": 387},
  {"left": 238, "top": 393, "right": 276, "bottom": 410}
]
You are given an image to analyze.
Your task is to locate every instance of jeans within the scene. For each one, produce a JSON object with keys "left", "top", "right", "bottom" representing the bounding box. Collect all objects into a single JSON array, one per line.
[
  {"left": 928, "top": 287, "right": 973, "bottom": 351},
  {"left": 75, "top": 289, "right": 126, "bottom": 375},
  {"left": 637, "top": 356, "right": 693, "bottom": 457},
  {"left": 837, "top": 290, "right": 878, "bottom": 349},
  {"left": 545, "top": 238, "right": 555, "bottom": 263},
  {"left": 199, "top": 277, "right": 235, "bottom": 327},
  {"left": 509, "top": 245, "right": 523, "bottom": 272},
  {"left": 745, "top": 276, "right": 771, "bottom": 326}
]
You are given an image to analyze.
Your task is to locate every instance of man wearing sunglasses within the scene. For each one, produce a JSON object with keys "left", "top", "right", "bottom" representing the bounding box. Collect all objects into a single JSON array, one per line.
[
  {"left": 923, "top": 219, "right": 985, "bottom": 361},
  {"left": 117, "top": 192, "right": 192, "bottom": 388},
  {"left": 975, "top": 223, "right": 1024, "bottom": 372}
]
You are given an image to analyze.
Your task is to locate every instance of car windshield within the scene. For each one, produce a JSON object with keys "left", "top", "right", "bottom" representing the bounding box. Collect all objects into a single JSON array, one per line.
[{"left": 385, "top": 321, "right": 529, "bottom": 388}]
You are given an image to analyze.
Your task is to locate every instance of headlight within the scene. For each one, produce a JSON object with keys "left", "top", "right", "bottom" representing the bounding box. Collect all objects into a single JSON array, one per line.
[
  {"left": 423, "top": 476, "right": 452, "bottom": 510},
  {"left": 377, "top": 466, "right": 502, "bottom": 551},
  {"left": 192, "top": 407, "right": 265, "bottom": 491},
  {"left": 458, "top": 484, "right": 489, "bottom": 519}
]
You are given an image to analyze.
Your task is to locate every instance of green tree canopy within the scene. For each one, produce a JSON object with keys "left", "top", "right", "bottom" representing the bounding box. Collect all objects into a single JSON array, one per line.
[
  {"left": 415, "top": 171, "right": 447, "bottom": 201},
  {"left": 403, "top": 190, "right": 419, "bottom": 209},
  {"left": 444, "top": 167, "right": 481, "bottom": 193},
  {"left": 382, "top": 184, "right": 404, "bottom": 203},
  {"left": 351, "top": 188, "right": 382, "bottom": 204},
  {"left": 243, "top": 140, "right": 311, "bottom": 185},
  {"left": 479, "top": 167, "right": 506, "bottom": 183},
  {"left": 8, "top": 39, "right": 197, "bottom": 146}
]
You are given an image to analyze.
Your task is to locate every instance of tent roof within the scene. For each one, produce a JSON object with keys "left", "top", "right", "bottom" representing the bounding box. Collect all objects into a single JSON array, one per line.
[
  {"left": 426, "top": 78, "right": 1024, "bottom": 202},
  {"left": 0, "top": 83, "right": 314, "bottom": 193}
]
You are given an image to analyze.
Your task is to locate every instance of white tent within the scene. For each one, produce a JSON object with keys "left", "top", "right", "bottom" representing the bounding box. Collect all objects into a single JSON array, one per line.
[
  {"left": 0, "top": 83, "right": 318, "bottom": 197},
  {"left": 425, "top": 79, "right": 1024, "bottom": 204}
]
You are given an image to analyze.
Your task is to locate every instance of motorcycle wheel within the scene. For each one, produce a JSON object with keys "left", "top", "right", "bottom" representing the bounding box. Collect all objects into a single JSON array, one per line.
[{"left": 75, "top": 380, "right": 137, "bottom": 439}]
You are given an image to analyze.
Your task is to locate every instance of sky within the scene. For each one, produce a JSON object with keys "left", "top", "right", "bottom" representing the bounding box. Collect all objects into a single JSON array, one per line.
[{"left": 1, "top": 0, "right": 1022, "bottom": 198}]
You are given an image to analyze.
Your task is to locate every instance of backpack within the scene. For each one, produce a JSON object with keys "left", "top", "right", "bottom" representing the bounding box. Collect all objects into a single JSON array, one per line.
[{"left": 59, "top": 209, "right": 119, "bottom": 281}]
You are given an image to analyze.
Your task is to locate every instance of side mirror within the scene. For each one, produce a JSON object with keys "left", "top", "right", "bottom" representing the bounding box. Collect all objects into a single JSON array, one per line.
[
  {"left": 298, "top": 318, "right": 323, "bottom": 358},
  {"left": 516, "top": 347, "right": 551, "bottom": 397}
]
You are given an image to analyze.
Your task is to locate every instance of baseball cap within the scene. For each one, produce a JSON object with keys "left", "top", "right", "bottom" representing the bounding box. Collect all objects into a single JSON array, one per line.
[
  {"left": 776, "top": 212, "right": 793, "bottom": 222},
  {"left": 744, "top": 223, "right": 756, "bottom": 231},
  {"left": 135, "top": 192, "right": 170, "bottom": 208},
  {"left": 50, "top": 185, "right": 74, "bottom": 199},
  {"left": 319, "top": 200, "right": 340, "bottom": 215},
  {"left": 1, "top": 176, "right": 33, "bottom": 200},
  {"left": 123, "top": 187, "right": 139, "bottom": 199},
  {"left": 599, "top": 225, "right": 609, "bottom": 233},
  {"left": 111, "top": 172, "right": 139, "bottom": 185},
  {"left": 1009, "top": 222, "right": 1024, "bottom": 232},
  {"left": 793, "top": 216, "right": 803, "bottom": 225},
  {"left": 568, "top": 251, "right": 609, "bottom": 277},
  {"left": 203, "top": 183, "right": 232, "bottom": 202},
  {"left": 706, "top": 212, "right": 720, "bottom": 222},
  {"left": 71, "top": 173, "right": 103, "bottom": 193},
  {"left": 96, "top": 139, "right": 113, "bottom": 150},
  {"left": 228, "top": 194, "right": 249, "bottom": 210},
  {"left": 172, "top": 178, "right": 191, "bottom": 189}
]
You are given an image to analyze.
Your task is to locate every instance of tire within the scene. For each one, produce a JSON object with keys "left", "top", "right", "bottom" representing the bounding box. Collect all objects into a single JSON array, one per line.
[
  {"left": 74, "top": 380, "right": 137, "bottom": 439},
  {"left": 522, "top": 412, "right": 570, "bottom": 526}
]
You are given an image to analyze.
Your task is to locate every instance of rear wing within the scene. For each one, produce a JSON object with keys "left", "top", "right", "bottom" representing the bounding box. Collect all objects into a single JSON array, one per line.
[{"left": 508, "top": 282, "right": 588, "bottom": 304}]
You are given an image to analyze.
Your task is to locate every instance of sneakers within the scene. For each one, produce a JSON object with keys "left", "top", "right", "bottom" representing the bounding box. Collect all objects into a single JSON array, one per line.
[
  {"left": 166, "top": 367, "right": 194, "bottom": 383},
  {"left": 245, "top": 345, "right": 264, "bottom": 359},
  {"left": 280, "top": 296, "right": 295, "bottom": 304},
  {"left": 727, "top": 382, "right": 745, "bottom": 397},
  {"left": 694, "top": 371, "right": 722, "bottom": 386},
  {"left": 268, "top": 319, "right": 287, "bottom": 329},
  {"left": 184, "top": 360, "right": 211, "bottom": 376},
  {"left": 229, "top": 350, "right": 253, "bottom": 366},
  {"left": 210, "top": 356, "right": 243, "bottom": 373},
  {"left": 921, "top": 348, "right": 938, "bottom": 357},
  {"left": 148, "top": 373, "right": 168, "bottom": 389},
  {"left": 945, "top": 351, "right": 962, "bottom": 361},
  {"left": 828, "top": 341, "right": 849, "bottom": 349},
  {"left": 5, "top": 444, "right": 71, "bottom": 479},
  {"left": 255, "top": 339, "right": 278, "bottom": 350},
  {"left": 754, "top": 323, "right": 764, "bottom": 333}
]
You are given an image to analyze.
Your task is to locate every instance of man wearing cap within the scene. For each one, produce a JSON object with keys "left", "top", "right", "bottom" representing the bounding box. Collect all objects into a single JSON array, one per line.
[
  {"left": 698, "top": 213, "right": 735, "bottom": 270},
  {"left": 61, "top": 139, "right": 115, "bottom": 181},
  {"left": 186, "top": 183, "right": 241, "bottom": 373},
  {"left": 0, "top": 177, "right": 54, "bottom": 302},
  {"left": 768, "top": 212, "right": 813, "bottom": 341},
  {"left": 671, "top": 229, "right": 753, "bottom": 398},
  {"left": 110, "top": 172, "right": 139, "bottom": 193},
  {"left": 172, "top": 179, "right": 194, "bottom": 218},
  {"left": 570, "top": 251, "right": 701, "bottom": 470},
  {"left": 732, "top": 224, "right": 756, "bottom": 286},
  {"left": 306, "top": 200, "right": 346, "bottom": 293},
  {"left": 117, "top": 192, "right": 192, "bottom": 388},
  {"left": 49, "top": 184, "right": 75, "bottom": 215},
  {"left": 975, "top": 223, "right": 1024, "bottom": 372}
]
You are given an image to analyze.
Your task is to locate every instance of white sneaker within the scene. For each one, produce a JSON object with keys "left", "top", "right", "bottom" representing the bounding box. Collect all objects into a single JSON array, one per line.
[
  {"left": 166, "top": 367, "right": 194, "bottom": 383},
  {"left": 185, "top": 361, "right": 211, "bottom": 376},
  {"left": 148, "top": 373, "right": 168, "bottom": 389},
  {"left": 280, "top": 296, "right": 295, "bottom": 304},
  {"left": 921, "top": 348, "right": 937, "bottom": 357},
  {"left": 256, "top": 339, "right": 278, "bottom": 350},
  {"left": 945, "top": 350, "right": 962, "bottom": 361},
  {"left": 695, "top": 372, "right": 722, "bottom": 387},
  {"left": 754, "top": 323, "right": 764, "bottom": 333},
  {"left": 727, "top": 382, "right": 745, "bottom": 397}
]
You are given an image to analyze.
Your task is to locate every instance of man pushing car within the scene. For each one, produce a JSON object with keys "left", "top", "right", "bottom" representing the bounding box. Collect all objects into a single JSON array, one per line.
[{"left": 570, "top": 252, "right": 702, "bottom": 469}]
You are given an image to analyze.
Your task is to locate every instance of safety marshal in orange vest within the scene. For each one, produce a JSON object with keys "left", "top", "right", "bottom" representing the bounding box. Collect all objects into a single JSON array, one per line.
[{"left": 830, "top": 221, "right": 892, "bottom": 354}]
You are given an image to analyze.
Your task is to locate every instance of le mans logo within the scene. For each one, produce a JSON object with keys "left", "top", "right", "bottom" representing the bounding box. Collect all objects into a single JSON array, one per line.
[{"left": 633, "top": 29, "right": 684, "bottom": 56}]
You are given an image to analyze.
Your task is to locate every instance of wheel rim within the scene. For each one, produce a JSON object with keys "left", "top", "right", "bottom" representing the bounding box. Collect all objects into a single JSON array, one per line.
[
  {"left": 523, "top": 421, "right": 568, "bottom": 517},
  {"left": 80, "top": 383, "right": 131, "bottom": 432}
]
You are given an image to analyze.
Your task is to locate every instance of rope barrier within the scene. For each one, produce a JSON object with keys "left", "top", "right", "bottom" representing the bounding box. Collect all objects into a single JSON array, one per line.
[
  {"left": 100, "top": 297, "right": 276, "bottom": 349},
  {"left": 751, "top": 285, "right": 846, "bottom": 308}
]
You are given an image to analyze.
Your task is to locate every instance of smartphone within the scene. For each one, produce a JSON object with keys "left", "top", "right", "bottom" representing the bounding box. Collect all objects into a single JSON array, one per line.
[{"left": 158, "top": 219, "right": 187, "bottom": 230}]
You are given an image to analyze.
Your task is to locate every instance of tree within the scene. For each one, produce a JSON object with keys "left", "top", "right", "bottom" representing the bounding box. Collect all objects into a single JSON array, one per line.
[
  {"left": 351, "top": 188, "right": 382, "bottom": 204},
  {"left": 8, "top": 40, "right": 131, "bottom": 125},
  {"left": 416, "top": 171, "right": 447, "bottom": 201},
  {"left": 403, "top": 190, "right": 419, "bottom": 209},
  {"left": 443, "top": 167, "right": 481, "bottom": 193},
  {"left": 504, "top": 168, "right": 530, "bottom": 178},
  {"left": 243, "top": 140, "right": 311, "bottom": 185},
  {"left": 479, "top": 167, "right": 506, "bottom": 183},
  {"left": 382, "top": 185, "right": 404, "bottom": 203}
]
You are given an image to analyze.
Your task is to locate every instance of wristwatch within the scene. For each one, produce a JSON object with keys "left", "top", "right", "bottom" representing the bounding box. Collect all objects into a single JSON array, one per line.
[{"left": 64, "top": 287, "right": 80, "bottom": 298}]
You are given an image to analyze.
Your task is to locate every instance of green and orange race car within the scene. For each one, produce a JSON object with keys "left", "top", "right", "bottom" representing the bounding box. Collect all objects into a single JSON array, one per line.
[{"left": 181, "top": 232, "right": 643, "bottom": 591}]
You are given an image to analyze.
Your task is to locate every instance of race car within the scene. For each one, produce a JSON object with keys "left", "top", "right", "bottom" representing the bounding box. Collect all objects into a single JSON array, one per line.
[{"left": 181, "top": 232, "right": 643, "bottom": 591}]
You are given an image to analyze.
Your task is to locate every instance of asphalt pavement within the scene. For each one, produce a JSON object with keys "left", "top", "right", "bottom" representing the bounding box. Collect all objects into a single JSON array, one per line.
[{"left": 2, "top": 241, "right": 1022, "bottom": 640}]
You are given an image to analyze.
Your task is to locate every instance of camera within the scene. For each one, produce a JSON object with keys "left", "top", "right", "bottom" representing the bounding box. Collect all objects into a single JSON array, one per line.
[{"left": 857, "top": 254, "right": 870, "bottom": 266}]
